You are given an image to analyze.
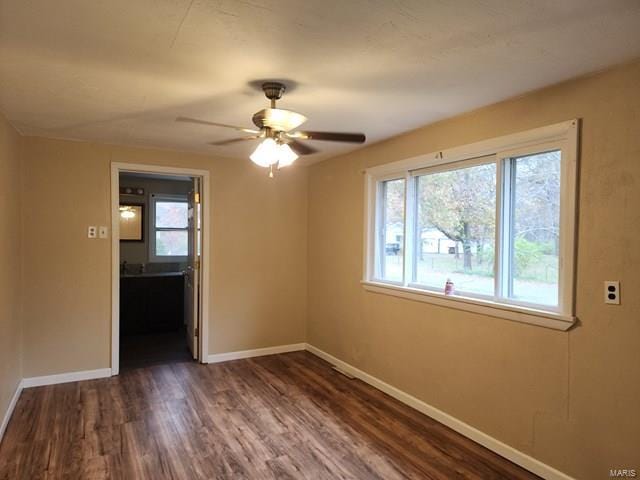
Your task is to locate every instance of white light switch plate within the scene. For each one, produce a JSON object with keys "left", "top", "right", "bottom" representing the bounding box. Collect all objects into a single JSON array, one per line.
[
  {"left": 604, "top": 281, "right": 620, "bottom": 305},
  {"left": 87, "top": 226, "right": 97, "bottom": 238},
  {"left": 99, "top": 226, "right": 109, "bottom": 239}
]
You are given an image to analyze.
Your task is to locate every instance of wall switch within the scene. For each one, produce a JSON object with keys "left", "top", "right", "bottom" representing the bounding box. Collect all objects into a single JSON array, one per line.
[
  {"left": 87, "top": 226, "right": 97, "bottom": 238},
  {"left": 99, "top": 226, "right": 109, "bottom": 239},
  {"left": 604, "top": 281, "right": 620, "bottom": 305}
]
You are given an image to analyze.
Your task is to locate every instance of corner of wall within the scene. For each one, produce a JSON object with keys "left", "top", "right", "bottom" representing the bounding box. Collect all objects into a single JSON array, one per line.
[
  {"left": 0, "top": 114, "right": 25, "bottom": 441},
  {"left": 16, "top": 134, "right": 27, "bottom": 386},
  {"left": 303, "top": 166, "right": 311, "bottom": 344}
]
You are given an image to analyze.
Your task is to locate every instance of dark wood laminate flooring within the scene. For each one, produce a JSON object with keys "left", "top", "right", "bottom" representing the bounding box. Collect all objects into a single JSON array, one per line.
[{"left": 0, "top": 351, "right": 540, "bottom": 479}]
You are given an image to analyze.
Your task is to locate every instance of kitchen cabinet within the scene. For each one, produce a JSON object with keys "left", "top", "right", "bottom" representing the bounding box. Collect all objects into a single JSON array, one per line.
[{"left": 120, "top": 273, "right": 184, "bottom": 335}]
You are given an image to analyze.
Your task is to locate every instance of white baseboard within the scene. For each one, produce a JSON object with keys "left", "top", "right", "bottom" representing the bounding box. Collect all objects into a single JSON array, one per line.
[
  {"left": 304, "top": 344, "right": 573, "bottom": 480},
  {"left": 207, "top": 343, "right": 306, "bottom": 364},
  {"left": 21, "top": 368, "right": 112, "bottom": 388},
  {"left": 0, "top": 381, "right": 23, "bottom": 443}
]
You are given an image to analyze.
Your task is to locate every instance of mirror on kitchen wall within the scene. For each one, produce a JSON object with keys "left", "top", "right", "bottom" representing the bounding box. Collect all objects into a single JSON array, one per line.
[{"left": 119, "top": 204, "right": 144, "bottom": 241}]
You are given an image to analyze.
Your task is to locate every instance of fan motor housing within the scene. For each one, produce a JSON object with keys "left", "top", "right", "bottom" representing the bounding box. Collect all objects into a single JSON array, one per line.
[{"left": 262, "top": 82, "right": 286, "bottom": 101}]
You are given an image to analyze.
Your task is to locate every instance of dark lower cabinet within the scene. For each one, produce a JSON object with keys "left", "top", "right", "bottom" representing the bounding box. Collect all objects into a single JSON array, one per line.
[{"left": 120, "top": 274, "right": 184, "bottom": 335}]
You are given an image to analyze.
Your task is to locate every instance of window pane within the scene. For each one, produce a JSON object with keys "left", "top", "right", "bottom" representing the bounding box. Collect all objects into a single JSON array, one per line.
[
  {"left": 415, "top": 162, "right": 496, "bottom": 296},
  {"left": 156, "top": 230, "right": 188, "bottom": 256},
  {"left": 377, "top": 178, "right": 405, "bottom": 282},
  {"left": 509, "top": 151, "right": 561, "bottom": 305},
  {"left": 156, "top": 201, "right": 188, "bottom": 228}
]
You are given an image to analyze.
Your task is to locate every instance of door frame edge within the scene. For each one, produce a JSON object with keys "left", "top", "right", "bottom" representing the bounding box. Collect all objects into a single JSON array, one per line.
[{"left": 110, "top": 162, "right": 211, "bottom": 375}]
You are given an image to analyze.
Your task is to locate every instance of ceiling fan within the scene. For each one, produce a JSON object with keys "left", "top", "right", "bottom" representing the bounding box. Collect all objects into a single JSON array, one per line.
[{"left": 176, "top": 82, "right": 366, "bottom": 177}]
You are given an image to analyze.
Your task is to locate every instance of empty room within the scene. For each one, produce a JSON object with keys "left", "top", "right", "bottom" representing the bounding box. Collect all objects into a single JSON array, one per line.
[{"left": 0, "top": 1, "right": 638, "bottom": 479}]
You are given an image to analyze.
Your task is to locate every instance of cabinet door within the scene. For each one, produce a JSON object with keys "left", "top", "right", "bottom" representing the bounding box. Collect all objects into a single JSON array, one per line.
[
  {"left": 120, "top": 277, "right": 148, "bottom": 335},
  {"left": 145, "top": 276, "right": 184, "bottom": 332}
]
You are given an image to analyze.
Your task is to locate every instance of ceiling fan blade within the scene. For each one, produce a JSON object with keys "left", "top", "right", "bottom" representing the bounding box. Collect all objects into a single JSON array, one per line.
[
  {"left": 176, "top": 116, "right": 259, "bottom": 134},
  {"left": 287, "top": 140, "right": 319, "bottom": 156},
  {"left": 208, "top": 136, "right": 260, "bottom": 146},
  {"left": 289, "top": 131, "right": 366, "bottom": 143}
]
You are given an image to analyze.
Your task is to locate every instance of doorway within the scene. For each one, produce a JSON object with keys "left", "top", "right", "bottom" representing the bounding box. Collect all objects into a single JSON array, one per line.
[{"left": 111, "top": 163, "right": 210, "bottom": 375}]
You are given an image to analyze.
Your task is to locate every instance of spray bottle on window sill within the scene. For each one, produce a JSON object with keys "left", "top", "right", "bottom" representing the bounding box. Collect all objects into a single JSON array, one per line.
[{"left": 444, "top": 278, "right": 455, "bottom": 296}]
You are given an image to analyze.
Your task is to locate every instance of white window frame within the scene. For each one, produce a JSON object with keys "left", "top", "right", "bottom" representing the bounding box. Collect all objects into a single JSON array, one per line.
[
  {"left": 363, "top": 120, "right": 579, "bottom": 331},
  {"left": 373, "top": 174, "right": 407, "bottom": 285},
  {"left": 149, "top": 193, "right": 189, "bottom": 262}
]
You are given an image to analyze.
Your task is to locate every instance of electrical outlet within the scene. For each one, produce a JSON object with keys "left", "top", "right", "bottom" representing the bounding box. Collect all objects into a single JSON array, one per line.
[
  {"left": 604, "top": 281, "right": 620, "bottom": 305},
  {"left": 99, "top": 226, "right": 109, "bottom": 239},
  {"left": 87, "top": 226, "right": 97, "bottom": 239}
]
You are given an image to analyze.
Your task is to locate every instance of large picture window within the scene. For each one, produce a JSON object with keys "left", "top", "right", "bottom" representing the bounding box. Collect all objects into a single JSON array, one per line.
[{"left": 364, "top": 121, "right": 578, "bottom": 329}]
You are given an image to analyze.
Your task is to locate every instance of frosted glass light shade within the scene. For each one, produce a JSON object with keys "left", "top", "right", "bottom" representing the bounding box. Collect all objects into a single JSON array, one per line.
[
  {"left": 250, "top": 138, "right": 280, "bottom": 167},
  {"left": 277, "top": 143, "right": 298, "bottom": 168}
]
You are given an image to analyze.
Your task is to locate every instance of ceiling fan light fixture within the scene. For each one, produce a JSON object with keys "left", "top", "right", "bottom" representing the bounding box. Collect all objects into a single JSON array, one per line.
[
  {"left": 277, "top": 143, "right": 298, "bottom": 168},
  {"left": 250, "top": 138, "right": 280, "bottom": 167},
  {"left": 250, "top": 138, "right": 299, "bottom": 171},
  {"left": 177, "top": 81, "right": 366, "bottom": 173}
]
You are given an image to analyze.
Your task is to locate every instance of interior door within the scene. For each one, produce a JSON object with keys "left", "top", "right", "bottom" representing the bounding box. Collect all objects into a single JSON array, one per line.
[{"left": 184, "top": 177, "right": 201, "bottom": 360}]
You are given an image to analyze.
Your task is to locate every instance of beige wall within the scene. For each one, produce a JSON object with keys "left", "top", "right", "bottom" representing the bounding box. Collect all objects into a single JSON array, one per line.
[
  {"left": 307, "top": 60, "right": 640, "bottom": 479},
  {"left": 0, "top": 114, "right": 22, "bottom": 421},
  {"left": 20, "top": 138, "right": 308, "bottom": 376}
]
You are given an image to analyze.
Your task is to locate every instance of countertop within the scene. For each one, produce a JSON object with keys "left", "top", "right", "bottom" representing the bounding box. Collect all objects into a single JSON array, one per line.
[{"left": 120, "top": 271, "right": 185, "bottom": 279}]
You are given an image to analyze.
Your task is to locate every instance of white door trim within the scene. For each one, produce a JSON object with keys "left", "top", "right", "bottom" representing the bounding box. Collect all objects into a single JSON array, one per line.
[{"left": 110, "top": 162, "right": 211, "bottom": 375}]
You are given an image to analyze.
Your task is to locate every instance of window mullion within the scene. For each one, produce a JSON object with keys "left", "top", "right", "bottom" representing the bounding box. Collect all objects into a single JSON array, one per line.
[
  {"left": 502, "top": 158, "right": 516, "bottom": 299},
  {"left": 494, "top": 159, "right": 504, "bottom": 300},
  {"left": 507, "top": 159, "right": 517, "bottom": 299},
  {"left": 495, "top": 157, "right": 514, "bottom": 301},
  {"left": 403, "top": 173, "right": 416, "bottom": 286}
]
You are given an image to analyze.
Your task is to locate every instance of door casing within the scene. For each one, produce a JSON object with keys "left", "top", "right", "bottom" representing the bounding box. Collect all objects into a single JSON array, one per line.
[{"left": 110, "top": 162, "right": 211, "bottom": 375}]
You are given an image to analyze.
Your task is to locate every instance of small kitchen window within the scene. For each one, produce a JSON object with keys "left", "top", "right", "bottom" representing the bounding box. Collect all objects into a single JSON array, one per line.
[{"left": 149, "top": 194, "right": 189, "bottom": 262}]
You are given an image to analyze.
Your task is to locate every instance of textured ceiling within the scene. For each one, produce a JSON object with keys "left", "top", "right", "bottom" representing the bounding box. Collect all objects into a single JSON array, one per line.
[{"left": 1, "top": 0, "right": 640, "bottom": 164}]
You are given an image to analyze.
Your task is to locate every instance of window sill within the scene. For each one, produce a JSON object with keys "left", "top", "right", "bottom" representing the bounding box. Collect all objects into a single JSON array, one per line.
[{"left": 361, "top": 281, "right": 576, "bottom": 331}]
